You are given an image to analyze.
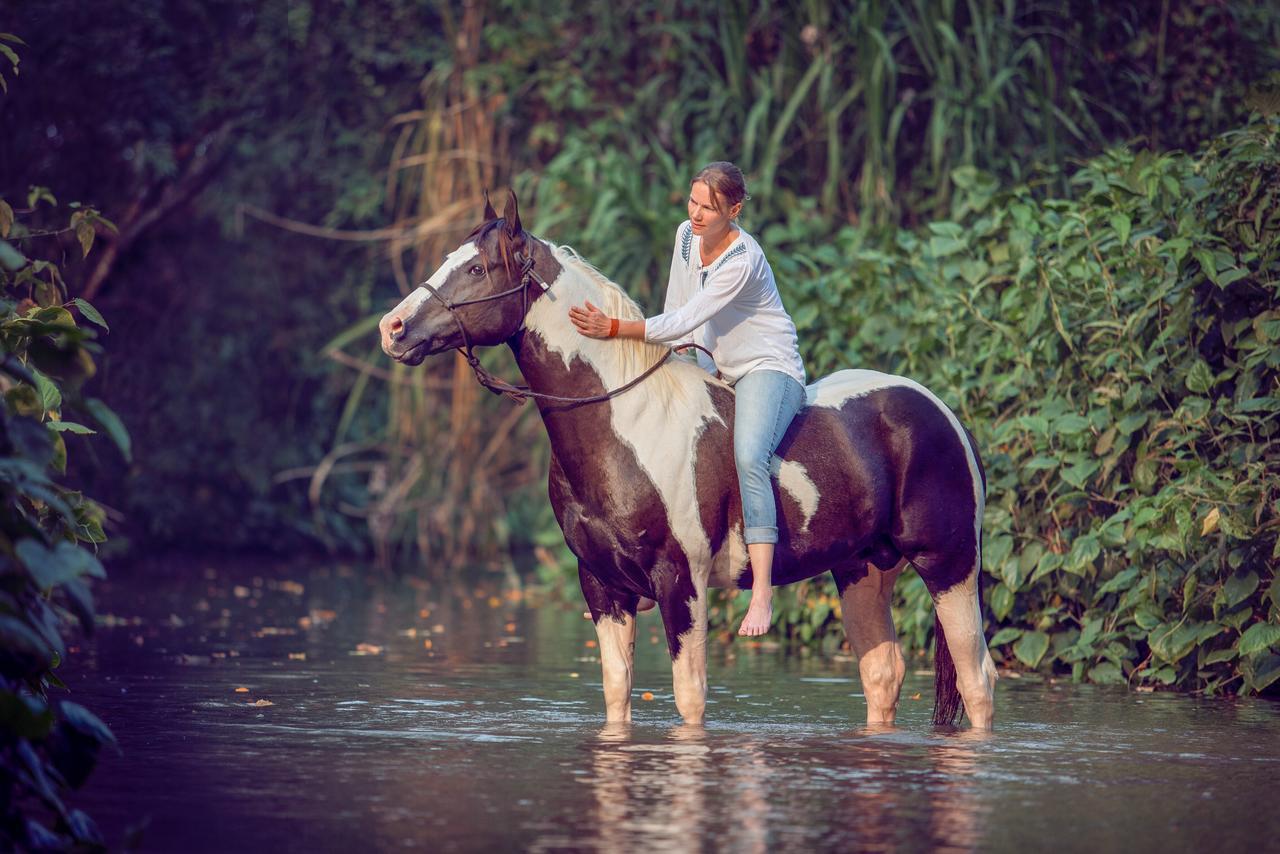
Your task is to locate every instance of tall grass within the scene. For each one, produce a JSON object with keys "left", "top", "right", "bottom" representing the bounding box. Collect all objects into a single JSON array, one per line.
[{"left": 315, "top": 0, "right": 1276, "bottom": 573}]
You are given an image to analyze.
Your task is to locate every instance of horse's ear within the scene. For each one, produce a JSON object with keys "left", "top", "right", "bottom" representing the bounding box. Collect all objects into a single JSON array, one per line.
[
  {"left": 483, "top": 190, "right": 498, "bottom": 222},
  {"left": 502, "top": 189, "right": 522, "bottom": 238}
]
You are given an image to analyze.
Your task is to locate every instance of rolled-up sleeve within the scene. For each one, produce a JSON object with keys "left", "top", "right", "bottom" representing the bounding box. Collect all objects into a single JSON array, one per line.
[{"left": 645, "top": 259, "right": 751, "bottom": 344}]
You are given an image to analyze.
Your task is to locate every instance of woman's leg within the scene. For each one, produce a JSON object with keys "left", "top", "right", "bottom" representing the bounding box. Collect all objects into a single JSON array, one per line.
[{"left": 733, "top": 370, "right": 806, "bottom": 636}]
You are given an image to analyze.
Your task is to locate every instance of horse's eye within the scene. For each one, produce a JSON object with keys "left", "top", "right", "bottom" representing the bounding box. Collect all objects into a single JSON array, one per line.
[{"left": 468, "top": 264, "right": 485, "bottom": 277}]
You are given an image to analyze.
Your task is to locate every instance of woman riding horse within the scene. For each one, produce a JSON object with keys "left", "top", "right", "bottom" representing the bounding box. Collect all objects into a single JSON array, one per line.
[{"left": 569, "top": 162, "right": 804, "bottom": 637}]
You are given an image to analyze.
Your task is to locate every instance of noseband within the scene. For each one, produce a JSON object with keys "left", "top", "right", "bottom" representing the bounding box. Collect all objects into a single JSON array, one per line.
[{"left": 416, "top": 245, "right": 709, "bottom": 406}]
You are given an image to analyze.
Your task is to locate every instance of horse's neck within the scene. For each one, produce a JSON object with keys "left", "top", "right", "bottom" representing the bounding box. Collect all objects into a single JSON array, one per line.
[
  {"left": 511, "top": 254, "right": 650, "bottom": 402},
  {"left": 508, "top": 252, "right": 726, "bottom": 480}
]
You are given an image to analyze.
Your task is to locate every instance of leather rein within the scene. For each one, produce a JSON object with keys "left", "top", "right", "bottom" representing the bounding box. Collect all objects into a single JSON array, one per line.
[{"left": 416, "top": 246, "right": 711, "bottom": 406}]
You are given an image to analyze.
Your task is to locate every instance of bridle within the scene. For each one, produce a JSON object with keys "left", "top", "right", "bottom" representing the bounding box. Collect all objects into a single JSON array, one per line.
[{"left": 415, "top": 242, "right": 710, "bottom": 406}]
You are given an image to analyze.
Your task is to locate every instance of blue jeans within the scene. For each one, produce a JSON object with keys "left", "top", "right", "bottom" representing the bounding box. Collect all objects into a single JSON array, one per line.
[{"left": 733, "top": 369, "right": 806, "bottom": 545}]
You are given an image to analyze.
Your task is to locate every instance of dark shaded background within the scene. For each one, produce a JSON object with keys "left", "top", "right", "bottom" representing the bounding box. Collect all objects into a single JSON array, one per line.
[{"left": 2, "top": 0, "right": 1276, "bottom": 561}]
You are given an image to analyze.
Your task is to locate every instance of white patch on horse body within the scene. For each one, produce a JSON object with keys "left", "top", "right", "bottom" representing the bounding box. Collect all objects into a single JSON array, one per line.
[
  {"left": 527, "top": 243, "right": 726, "bottom": 582},
  {"left": 389, "top": 241, "right": 479, "bottom": 319},
  {"left": 806, "top": 368, "right": 984, "bottom": 560},
  {"left": 772, "top": 457, "right": 819, "bottom": 532}
]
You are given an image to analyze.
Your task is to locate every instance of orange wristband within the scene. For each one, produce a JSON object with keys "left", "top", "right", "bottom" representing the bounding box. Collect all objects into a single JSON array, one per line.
[{"left": 608, "top": 318, "right": 619, "bottom": 338}]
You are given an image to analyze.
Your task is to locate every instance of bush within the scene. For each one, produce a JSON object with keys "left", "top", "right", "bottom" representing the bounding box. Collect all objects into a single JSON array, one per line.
[
  {"left": 0, "top": 33, "right": 126, "bottom": 849},
  {"left": 737, "top": 115, "right": 1279, "bottom": 695}
]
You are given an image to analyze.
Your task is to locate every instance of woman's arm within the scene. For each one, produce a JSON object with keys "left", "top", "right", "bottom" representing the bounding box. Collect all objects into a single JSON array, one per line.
[{"left": 567, "top": 304, "right": 645, "bottom": 339}]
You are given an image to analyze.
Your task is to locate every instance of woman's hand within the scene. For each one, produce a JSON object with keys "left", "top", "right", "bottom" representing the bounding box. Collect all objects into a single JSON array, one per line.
[{"left": 568, "top": 301, "right": 613, "bottom": 338}]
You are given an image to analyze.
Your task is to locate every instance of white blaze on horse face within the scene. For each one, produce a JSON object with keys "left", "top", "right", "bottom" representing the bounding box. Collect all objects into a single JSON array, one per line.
[
  {"left": 771, "top": 457, "right": 819, "bottom": 532},
  {"left": 386, "top": 241, "right": 480, "bottom": 325},
  {"left": 526, "top": 246, "right": 724, "bottom": 583}
]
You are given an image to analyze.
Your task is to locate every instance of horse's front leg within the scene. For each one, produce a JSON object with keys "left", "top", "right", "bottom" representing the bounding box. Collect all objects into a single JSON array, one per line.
[
  {"left": 655, "top": 567, "right": 708, "bottom": 725},
  {"left": 579, "top": 564, "right": 639, "bottom": 723}
]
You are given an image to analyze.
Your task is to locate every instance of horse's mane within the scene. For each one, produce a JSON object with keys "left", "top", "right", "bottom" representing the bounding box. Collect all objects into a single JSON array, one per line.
[{"left": 543, "top": 241, "right": 710, "bottom": 409}]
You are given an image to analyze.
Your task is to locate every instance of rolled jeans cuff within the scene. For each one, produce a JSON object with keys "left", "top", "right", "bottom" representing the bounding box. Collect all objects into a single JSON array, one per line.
[{"left": 744, "top": 525, "right": 779, "bottom": 545}]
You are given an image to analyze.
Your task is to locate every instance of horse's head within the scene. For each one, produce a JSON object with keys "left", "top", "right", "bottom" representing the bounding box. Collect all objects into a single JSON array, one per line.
[{"left": 380, "top": 191, "right": 540, "bottom": 365}]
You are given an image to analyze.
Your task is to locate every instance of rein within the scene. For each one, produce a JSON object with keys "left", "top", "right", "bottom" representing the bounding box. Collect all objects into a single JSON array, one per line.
[{"left": 418, "top": 246, "right": 712, "bottom": 406}]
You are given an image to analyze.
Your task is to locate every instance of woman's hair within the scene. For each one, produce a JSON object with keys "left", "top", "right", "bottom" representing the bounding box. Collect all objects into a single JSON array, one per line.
[{"left": 692, "top": 161, "right": 750, "bottom": 214}]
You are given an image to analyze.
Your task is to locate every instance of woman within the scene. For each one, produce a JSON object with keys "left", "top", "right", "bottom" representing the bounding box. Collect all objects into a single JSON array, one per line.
[{"left": 568, "top": 161, "right": 806, "bottom": 636}]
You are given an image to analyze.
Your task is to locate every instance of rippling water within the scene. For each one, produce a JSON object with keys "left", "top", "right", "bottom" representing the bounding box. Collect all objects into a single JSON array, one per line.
[{"left": 65, "top": 559, "right": 1280, "bottom": 852}]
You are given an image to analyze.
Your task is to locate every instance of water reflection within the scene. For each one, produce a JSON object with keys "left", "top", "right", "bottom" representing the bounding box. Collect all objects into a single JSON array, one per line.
[{"left": 65, "top": 559, "right": 1280, "bottom": 852}]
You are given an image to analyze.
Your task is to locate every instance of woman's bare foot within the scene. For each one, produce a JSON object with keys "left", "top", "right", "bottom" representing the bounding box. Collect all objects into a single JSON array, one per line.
[{"left": 737, "top": 591, "right": 773, "bottom": 636}]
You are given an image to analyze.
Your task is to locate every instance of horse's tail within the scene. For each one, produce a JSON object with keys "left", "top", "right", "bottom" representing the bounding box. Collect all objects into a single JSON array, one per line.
[{"left": 932, "top": 612, "right": 963, "bottom": 726}]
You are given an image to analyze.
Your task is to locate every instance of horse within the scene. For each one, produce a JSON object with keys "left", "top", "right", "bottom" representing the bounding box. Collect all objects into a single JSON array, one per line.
[{"left": 379, "top": 190, "right": 997, "bottom": 729}]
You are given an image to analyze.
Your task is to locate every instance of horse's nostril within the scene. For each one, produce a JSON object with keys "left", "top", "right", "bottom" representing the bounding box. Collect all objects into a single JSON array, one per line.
[{"left": 390, "top": 316, "right": 404, "bottom": 337}]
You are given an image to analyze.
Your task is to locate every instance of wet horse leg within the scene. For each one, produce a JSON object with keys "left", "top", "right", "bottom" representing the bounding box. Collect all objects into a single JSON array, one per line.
[
  {"left": 655, "top": 570, "right": 708, "bottom": 725},
  {"left": 834, "top": 559, "right": 907, "bottom": 725},
  {"left": 926, "top": 561, "right": 998, "bottom": 730},
  {"left": 579, "top": 564, "right": 639, "bottom": 722}
]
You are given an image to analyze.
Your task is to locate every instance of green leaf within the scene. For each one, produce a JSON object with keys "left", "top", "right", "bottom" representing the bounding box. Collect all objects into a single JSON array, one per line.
[
  {"left": 15, "top": 539, "right": 106, "bottom": 589},
  {"left": 989, "top": 627, "right": 1023, "bottom": 646},
  {"left": 1064, "top": 534, "right": 1101, "bottom": 575},
  {"left": 0, "top": 615, "right": 54, "bottom": 677},
  {"left": 85, "top": 398, "right": 131, "bottom": 462},
  {"left": 990, "top": 582, "right": 1014, "bottom": 621},
  {"left": 1013, "top": 631, "right": 1050, "bottom": 668},
  {"left": 1087, "top": 661, "right": 1124, "bottom": 684},
  {"left": 1149, "top": 621, "right": 1200, "bottom": 664},
  {"left": 1202, "top": 647, "right": 1237, "bottom": 666},
  {"left": 1055, "top": 413, "right": 1090, "bottom": 434},
  {"left": 1244, "top": 653, "right": 1280, "bottom": 692},
  {"left": 1238, "top": 623, "right": 1280, "bottom": 657},
  {"left": 1223, "top": 571, "right": 1259, "bottom": 608},
  {"left": 0, "top": 239, "right": 26, "bottom": 271},
  {"left": 1109, "top": 212, "right": 1131, "bottom": 246},
  {"left": 74, "top": 220, "right": 94, "bottom": 257},
  {"left": 1185, "top": 359, "right": 1215, "bottom": 394},
  {"left": 71, "top": 298, "right": 108, "bottom": 332},
  {"left": 47, "top": 421, "right": 95, "bottom": 435},
  {"left": 30, "top": 366, "right": 61, "bottom": 414},
  {"left": 929, "top": 235, "right": 968, "bottom": 257}
]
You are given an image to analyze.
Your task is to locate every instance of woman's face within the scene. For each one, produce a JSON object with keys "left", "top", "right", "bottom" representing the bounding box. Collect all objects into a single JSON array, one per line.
[{"left": 687, "top": 181, "right": 740, "bottom": 238}]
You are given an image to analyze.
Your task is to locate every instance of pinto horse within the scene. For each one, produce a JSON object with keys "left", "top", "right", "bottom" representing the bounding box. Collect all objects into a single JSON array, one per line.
[{"left": 379, "top": 191, "right": 997, "bottom": 729}]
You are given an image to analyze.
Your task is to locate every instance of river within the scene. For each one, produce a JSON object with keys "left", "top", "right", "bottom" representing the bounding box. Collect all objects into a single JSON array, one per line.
[{"left": 64, "top": 558, "right": 1280, "bottom": 852}]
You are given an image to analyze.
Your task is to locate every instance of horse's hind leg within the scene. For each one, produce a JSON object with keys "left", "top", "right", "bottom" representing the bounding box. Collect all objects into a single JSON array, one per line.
[
  {"left": 919, "top": 558, "right": 997, "bottom": 730},
  {"left": 833, "top": 559, "right": 907, "bottom": 725},
  {"left": 579, "top": 564, "right": 639, "bottom": 723}
]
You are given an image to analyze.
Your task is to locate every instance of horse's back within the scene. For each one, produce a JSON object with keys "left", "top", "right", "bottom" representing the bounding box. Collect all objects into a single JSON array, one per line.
[{"left": 764, "top": 368, "right": 983, "bottom": 581}]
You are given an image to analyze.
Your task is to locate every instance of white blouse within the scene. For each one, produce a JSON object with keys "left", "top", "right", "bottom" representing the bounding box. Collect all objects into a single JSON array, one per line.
[{"left": 644, "top": 221, "right": 806, "bottom": 386}]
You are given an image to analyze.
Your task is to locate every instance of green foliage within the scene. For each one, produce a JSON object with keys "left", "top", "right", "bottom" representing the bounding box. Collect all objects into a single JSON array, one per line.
[
  {"left": 702, "top": 115, "right": 1279, "bottom": 695},
  {"left": 0, "top": 39, "right": 127, "bottom": 843}
]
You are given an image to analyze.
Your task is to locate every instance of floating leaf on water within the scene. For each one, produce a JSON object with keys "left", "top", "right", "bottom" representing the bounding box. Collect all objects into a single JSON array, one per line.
[{"left": 249, "top": 699, "right": 274, "bottom": 707}]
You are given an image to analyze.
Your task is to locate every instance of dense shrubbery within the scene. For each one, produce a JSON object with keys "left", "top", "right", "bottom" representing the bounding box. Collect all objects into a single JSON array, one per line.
[
  {"left": 722, "top": 115, "right": 1278, "bottom": 695},
  {"left": 0, "top": 34, "right": 126, "bottom": 849}
]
